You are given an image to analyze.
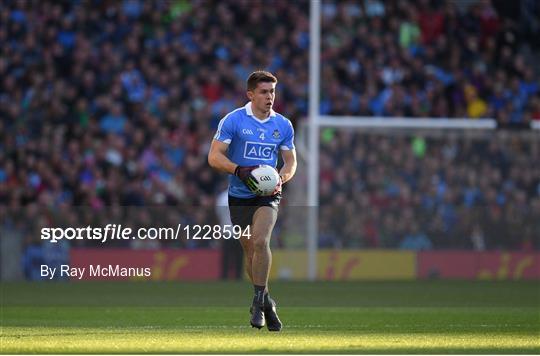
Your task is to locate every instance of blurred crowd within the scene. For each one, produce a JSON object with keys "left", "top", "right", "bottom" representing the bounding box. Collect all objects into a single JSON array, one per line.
[
  {"left": 0, "top": 0, "right": 539, "bottom": 253},
  {"left": 320, "top": 0, "right": 540, "bottom": 123},
  {"left": 0, "top": 0, "right": 309, "bottom": 211},
  {"left": 319, "top": 131, "right": 540, "bottom": 250}
]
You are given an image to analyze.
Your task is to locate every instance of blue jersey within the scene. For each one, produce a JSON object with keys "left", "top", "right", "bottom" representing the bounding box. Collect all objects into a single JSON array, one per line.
[{"left": 214, "top": 102, "right": 295, "bottom": 198}]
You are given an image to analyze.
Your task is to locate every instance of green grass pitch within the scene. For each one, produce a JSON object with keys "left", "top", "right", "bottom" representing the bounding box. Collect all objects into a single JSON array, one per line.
[{"left": 1, "top": 280, "right": 539, "bottom": 354}]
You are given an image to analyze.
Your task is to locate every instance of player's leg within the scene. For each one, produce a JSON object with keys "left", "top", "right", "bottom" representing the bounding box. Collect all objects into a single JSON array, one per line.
[
  {"left": 233, "top": 234, "right": 244, "bottom": 280},
  {"left": 238, "top": 231, "right": 254, "bottom": 282},
  {"left": 228, "top": 196, "right": 255, "bottom": 282},
  {"left": 250, "top": 206, "right": 277, "bottom": 290},
  {"left": 249, "top": 205, "right": 283, "bottom": 330},
  {"left": 248, "top": 206, "right": 276, "bottom": 328},
  {"left": 230, "top": 195, "right": 282, "bottom": 330},
  {"left": 255, "top": 195, "right": 284, "bottom": 331}
]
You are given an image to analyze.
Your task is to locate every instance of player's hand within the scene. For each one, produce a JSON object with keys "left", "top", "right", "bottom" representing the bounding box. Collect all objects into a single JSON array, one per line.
[
  {"left": 234, "top": 165, "right": 260, "bottom": 193},
  {"left": 272, "top": 175, "right": 283, "bottom": 196}
]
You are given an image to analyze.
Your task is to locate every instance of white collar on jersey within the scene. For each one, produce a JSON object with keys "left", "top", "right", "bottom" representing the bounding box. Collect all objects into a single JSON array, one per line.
[{"left": 245, "top": 102, "right": 276, "bottom": 123}]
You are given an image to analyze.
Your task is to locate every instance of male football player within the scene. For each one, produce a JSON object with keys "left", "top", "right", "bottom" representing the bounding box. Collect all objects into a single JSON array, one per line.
[{"left": 208, "top": 71, "right": 297, "bottom": 331}]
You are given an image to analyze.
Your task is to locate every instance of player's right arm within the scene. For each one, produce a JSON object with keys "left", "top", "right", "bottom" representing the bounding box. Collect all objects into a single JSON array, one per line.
[
  {"left": 209, "top": 113, "right": 259, "bottom": 192},
  {"left": 209, "top": 114, "right": 238, "bottom": 174},
  {"left": 208, "top": 140, "right": 258, "bottom": 192},
  {"left": 208, "top": 139, "right": 237, "bottom": 174}
]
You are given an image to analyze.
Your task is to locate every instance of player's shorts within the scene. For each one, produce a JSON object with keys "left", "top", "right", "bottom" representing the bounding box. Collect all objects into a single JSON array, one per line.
[{"left": 228, "top": 193, "right": 281, "bottom": 229}]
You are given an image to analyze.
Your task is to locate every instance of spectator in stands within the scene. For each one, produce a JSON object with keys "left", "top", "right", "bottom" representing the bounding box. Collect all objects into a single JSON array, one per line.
[{"left": 400, "top": 222, "right": 433, "bottom": 250}]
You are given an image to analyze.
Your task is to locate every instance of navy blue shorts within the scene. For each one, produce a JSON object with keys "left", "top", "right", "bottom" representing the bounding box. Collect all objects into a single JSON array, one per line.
[{"left": 228, "top": 194, "right": 281, "bottom": 229}]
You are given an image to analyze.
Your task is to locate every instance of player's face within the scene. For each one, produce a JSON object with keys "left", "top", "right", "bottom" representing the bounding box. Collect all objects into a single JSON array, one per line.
[{"left": 248, "top": 82, "right": 276, "bottom": 116}]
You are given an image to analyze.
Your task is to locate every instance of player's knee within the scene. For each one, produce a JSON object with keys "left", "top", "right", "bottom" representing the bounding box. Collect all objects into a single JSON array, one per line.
[{"left": 253, "top": 236, "right": 270, "bottom": 252}]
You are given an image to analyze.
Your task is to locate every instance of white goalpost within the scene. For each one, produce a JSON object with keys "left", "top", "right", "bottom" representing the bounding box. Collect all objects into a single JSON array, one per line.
[{"left": 307, "top": 0, "right": 321, "bottom": 281}]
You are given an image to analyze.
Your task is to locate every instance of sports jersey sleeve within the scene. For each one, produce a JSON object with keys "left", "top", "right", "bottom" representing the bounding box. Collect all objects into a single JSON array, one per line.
[
  {"left": 280, "top": 119, "right": 295, "bottom": 150},
  {"left": 214, "top": 114, "right": 235, "bottom": 144}
]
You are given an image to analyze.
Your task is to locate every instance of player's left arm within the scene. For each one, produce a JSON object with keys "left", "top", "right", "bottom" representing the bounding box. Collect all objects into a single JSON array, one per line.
[
  {"left": 279, "top": 119, "right": 296, "bottom": 184},
  {"left": 279, "top": 149, "right": 297, "bottom": 184}
]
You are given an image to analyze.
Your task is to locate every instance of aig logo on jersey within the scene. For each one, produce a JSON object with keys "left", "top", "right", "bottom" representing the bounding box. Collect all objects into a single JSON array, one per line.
[{"left": 244, "top": 141, "right": 276, "bottom": 160}]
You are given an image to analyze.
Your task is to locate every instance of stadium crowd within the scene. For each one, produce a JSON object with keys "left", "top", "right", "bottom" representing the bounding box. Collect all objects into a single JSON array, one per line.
[
  {"left": 320, "top": 0, "right": 540, "bottom": 123},
  {"left": 318, "top": 131, "right": 540, "bottom": 250},
  {"left": 1, "top": 0, "right": 539, "bottom": 253}
]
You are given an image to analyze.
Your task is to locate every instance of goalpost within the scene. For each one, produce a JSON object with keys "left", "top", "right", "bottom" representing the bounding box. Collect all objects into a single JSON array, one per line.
[
  {"left": 305, "top": 0, "right": 506, "bottom": 281},
  {"left": 307, "top": 0, "right": 321, "bottom": 282}
]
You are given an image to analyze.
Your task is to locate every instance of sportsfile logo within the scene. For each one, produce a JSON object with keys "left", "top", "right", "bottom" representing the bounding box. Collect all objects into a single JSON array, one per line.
[{"left": 243, "top": 141, "right": 276, "bottom": 160}]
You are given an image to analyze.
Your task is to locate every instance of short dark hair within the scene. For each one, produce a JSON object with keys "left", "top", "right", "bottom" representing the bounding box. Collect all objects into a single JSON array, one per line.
[{"left": 247, "top": 71, "right": 277, "bottom": 91}]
